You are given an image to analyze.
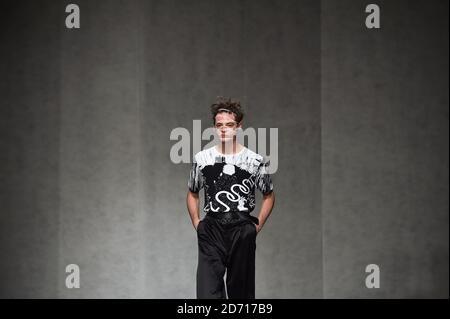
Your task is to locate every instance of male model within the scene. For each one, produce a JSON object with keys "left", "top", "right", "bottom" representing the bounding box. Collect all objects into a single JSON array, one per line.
[{"left": 186, "top": 97, "right": 276, "bottom": 299}]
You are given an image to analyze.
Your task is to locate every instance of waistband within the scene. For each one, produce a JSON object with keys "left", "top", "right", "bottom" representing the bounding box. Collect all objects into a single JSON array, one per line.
[{"left": 205, "top": 211, "right": 259, "bottom": 225}]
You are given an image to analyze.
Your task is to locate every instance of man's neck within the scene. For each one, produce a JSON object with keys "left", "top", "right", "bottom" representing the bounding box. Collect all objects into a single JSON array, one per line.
[{"left": 216, "top": 142, "right": 243, "bottom": 155}]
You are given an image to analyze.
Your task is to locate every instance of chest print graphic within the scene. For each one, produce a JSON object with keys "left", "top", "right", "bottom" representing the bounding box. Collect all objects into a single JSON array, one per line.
[
  {"left": 223, "top": 163, "right": 235, "bottom": 175},
  {"left": 189, "top": 146, "right": 272, "bottom": 214},
  {"left": 208, "top": 164, "right": 256, "bottom": 212}
]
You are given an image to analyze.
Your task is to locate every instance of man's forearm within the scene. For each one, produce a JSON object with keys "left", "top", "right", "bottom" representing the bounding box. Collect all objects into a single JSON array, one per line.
[
  {"left": 186, "top": 191, "right": 201, "bottom": 228},
  {"left": 256, "top": 191, "right": 275, "bottom": 231}
]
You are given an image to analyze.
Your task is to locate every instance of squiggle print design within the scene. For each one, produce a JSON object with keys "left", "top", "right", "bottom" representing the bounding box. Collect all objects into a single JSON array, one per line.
[{"left": 209, "top": 178, "right": 254, "bottom": 212}]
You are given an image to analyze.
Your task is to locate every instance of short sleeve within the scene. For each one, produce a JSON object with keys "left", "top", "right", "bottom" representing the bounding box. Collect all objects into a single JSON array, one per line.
[
  {"left": 188, "top": 157, "right": 204, "bottom": 193},
  {"left": 255, "top": 157, "right": 274, "bottom": 195}
]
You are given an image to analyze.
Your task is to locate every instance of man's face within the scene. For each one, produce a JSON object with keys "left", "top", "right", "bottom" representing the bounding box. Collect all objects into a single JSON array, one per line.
[{"left": 214, "top": 112, "right": 241, "bottom": 143}]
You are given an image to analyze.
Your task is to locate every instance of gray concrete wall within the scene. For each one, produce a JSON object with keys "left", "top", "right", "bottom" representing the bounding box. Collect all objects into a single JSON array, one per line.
[
  {"left": 322, "top": 0, "right": 448, "bottom": 298},
  {"left": 0, "top": 0, "right": 447, "bottom": 298},
  {"left": 0, "top": 1, "right": 61, "bottom": 298}
]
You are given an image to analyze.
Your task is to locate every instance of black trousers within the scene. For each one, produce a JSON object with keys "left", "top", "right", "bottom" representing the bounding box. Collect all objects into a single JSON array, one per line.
[{"left": 196, "top": 213, "right": 258, "bottom": 299}]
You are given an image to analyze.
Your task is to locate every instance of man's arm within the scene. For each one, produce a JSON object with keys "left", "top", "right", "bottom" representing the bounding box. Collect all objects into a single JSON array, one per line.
[
  {"left": 187, "top": 190, "right": 202, "bottom": 231},
  {"left": 255, "top": 191, "right": 275, "bottom": 233}
]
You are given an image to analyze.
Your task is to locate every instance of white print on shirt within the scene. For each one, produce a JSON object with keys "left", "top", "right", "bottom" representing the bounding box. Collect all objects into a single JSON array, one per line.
[
  {"left": 188, "top": 145, "right": 273, "bottom": 214},
  {"left": 209, "top": 176, "right": 254, "bottom": 212}
]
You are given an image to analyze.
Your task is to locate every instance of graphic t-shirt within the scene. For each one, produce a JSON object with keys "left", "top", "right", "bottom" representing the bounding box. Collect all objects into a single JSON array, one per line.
[{"left": 188, "top": 146, "right": 273, "bottom": 214}]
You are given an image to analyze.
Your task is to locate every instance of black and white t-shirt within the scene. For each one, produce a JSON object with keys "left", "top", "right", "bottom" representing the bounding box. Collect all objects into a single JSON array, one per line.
[{"left": 188, "top": 146, "right": 273, "bottom": 214}]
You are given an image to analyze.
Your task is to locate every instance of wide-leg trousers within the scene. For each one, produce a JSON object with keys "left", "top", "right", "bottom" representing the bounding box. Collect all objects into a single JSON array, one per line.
[{"left": 196, "top": 214, "right": 257, "bottom": 299}]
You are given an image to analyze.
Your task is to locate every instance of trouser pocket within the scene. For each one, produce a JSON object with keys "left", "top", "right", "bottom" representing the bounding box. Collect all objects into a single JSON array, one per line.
[{"left": 196, "top": 220, "right": 203, "bottom": 233}]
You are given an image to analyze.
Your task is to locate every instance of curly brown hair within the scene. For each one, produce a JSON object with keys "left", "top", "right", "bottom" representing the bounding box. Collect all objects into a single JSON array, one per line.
[{"left": 210, "top": 96, "right": 244, "bottom": 125}]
